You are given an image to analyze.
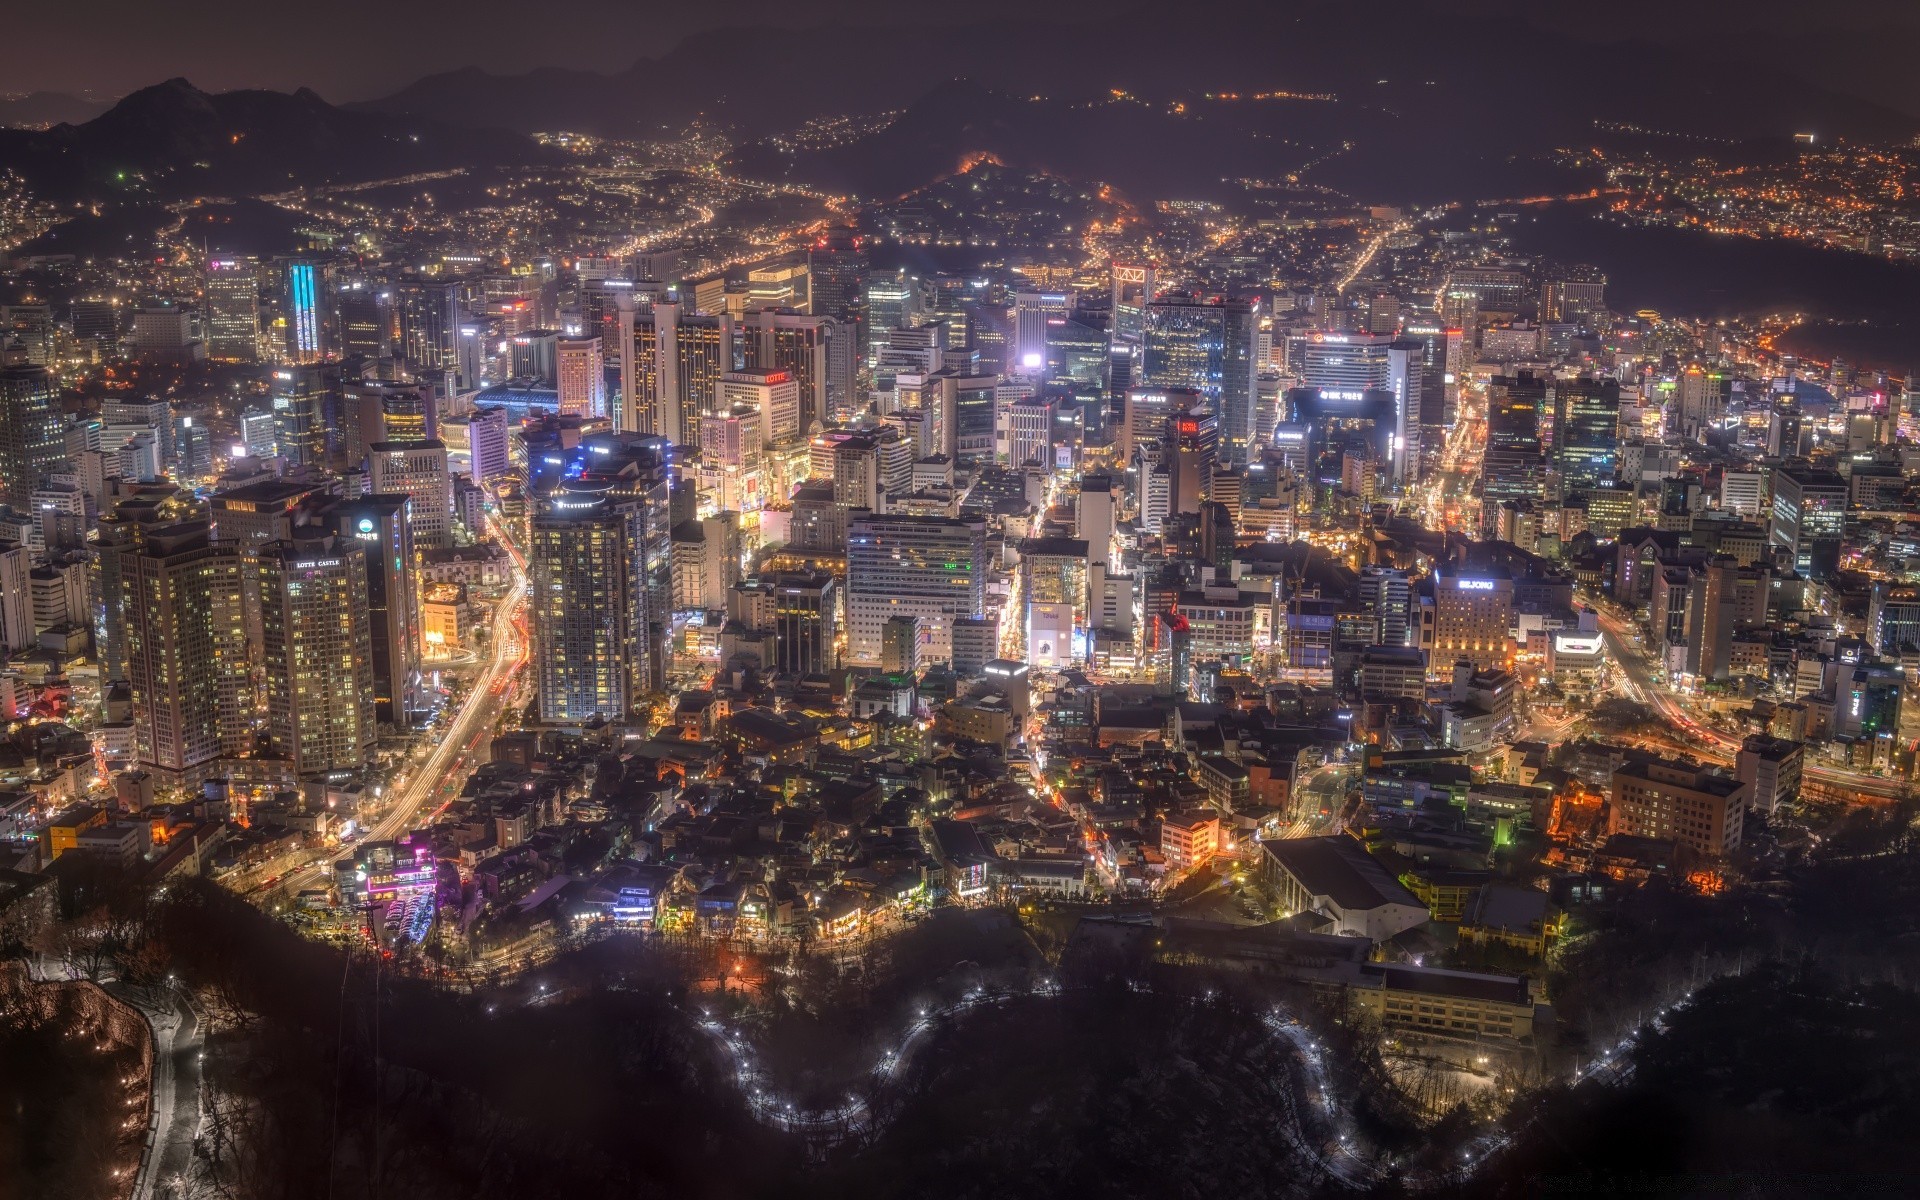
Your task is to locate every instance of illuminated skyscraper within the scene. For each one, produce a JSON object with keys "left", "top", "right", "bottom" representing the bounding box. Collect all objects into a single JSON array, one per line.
[
  {"left": 862, "top": 273, "right": 920, "bottom": 367},
  {"left": 556, "top": 334, "right": 606, "bottom": 418},
  {"left": 531, "top": 492, "right": 639, "bottom": 722},
  {"left": 1551, "top": 377, "right": 1621, "bottom": 499},
  {"left": 625, "top": 302, "right": 734, "bottom": 444},
  {"left": 367, "top": 440, "right": 452, "bottom": 549},
  {"left": 1143, "top": 295, "right": 1259, "bottom": 467},
  {"left": 318, "top": 495, "right": 422, "bottom": 729},
  {"left": 0, "top": 343, "right": 66, "bottom": 509},
  {"left": 740, "top": 309, "right": 834, "bottom": 434},
  {"left": 122, "top": 521, "right": 250, "bottom": 790},
  {"left": 203, "top": 257, "right": 260, "bottom": 361},
  {"left": 252, "top": 537, "right": 377, "bottom": 778},
  {"left": 1013, "top": 291, "right": 1071, "bottom": 375},
  {"left": 283, "top": 259, "right": 326, "bottom": 362},
  {"left": 846, "top": 513, "right": 987, "bottom": 666}
]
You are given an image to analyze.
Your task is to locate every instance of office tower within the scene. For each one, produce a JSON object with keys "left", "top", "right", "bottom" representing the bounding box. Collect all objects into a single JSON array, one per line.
[
  {"left": 130, "top": 302, "right": 198, "bottom": 363},
  {"left": 1077, "top": 475, "right": 1117, "bottom": 570},
  {"left": 337, "top": 284, "right": 394, "bottom": 359},
  {"left": 1022, "top": 537, "right": 1088, "bottom": 669},
  {"left": 1433, "top": 570, "right": 1514, "bottom": 670},
  {"left": 1545, "top": 265, "right": 1607, "bottom": 331},
  {"left": 747, "top": 261, "right": 810, "bottom": 312},
  {"left": 1675, "top": 364, "right": 1726, "bottom": 439},
  {"left": 1110, "top": 263, "right": 1156, "bottom": 354},
  {"left": 398, "top": 278, "right": 463, "bottom": 380},
  {"left": 121, "top": 521, "right": 250, "bottom": 790},
  {"left": 239, "top": 407, "right": 278, "bottom": 459},
  {"left": 699, "top": 404, "right": 764, "bottom": 469},
  {"left": 1013, "top": 291, "right": 1072, "bottom": 374},
  {"left": 720, "top": 367, "right": 802, "bottom": 447},
  {"left": 924, "top": 370, "right": 998, "bottom": 462},
  {"left": 1870, "top": 583, "right": 1920, "bottom": 657},
  {"left": 203, "top": 258, "right": 260, "bottom": 361},
  {"left": 0, "top": 344, "right": 66, "bottom": 509},
  {"left": 1008, "top": 395, "right": 1058, "bottom": 468},
  {"left": 253, "top": 538, "right": 377, "bottom": 778},
  {"left": 862, "top": 273, "right": 920, "bottom": 367},
  {"left": 1359, "top": 567, "right": 1415, "bottom": 648},
  {"left": 343, "top": 380, "right": 435, "bottom": 465},
  {"left": 270, "top": 362, "right": 334, "bottom": 468},
  {"left": 71, "top": 298, "right": 122, "bottom": 355},
  {"left": 846, "top": 512, "right": 987, "bottom": 666},
  {"left": 880, "top": 615, "right": 920, "bottom": 675},
  {"left": 556, "top": 334, "right": 606, "bottom": 418},
  {"left": 808, "top": 227, "right": 867, "bottom": 323},
  {"left": 1448, "top": 264, "right": 1535, "bottom": 321},
  {"left": 670, "top": 512, "right": 742, "bottom": 611},
  {"left": 92, "top": 497, "right": 174, "bottom": 683},
  {"left": 367, "top": 440, "right": 452, "bottom": 549},
  {"left": 284, "top": 259, "right": 327, "bottom": 362},
  {"left": 1143, "top": 295, "right": 1259, "bottom": 466},
  {"left": 319, "top": 495, "right": 421, "bottom": 728},
  {"left": 1169, "top": 402, "right": 1219, "bottom": 516},
  {"left": 770, "top": 570, "right": 840, "bottom": 675},
  {"left": 506, "top": 328, "right": 558, "bottom": 384},
  {"left": 1552, "top": 377, "right": 1621, "bottom": 498},
  {"left": 1770, "top": 467, "right": 1847, "bottom": 579},
  {"left": 530, "top": 492, "right": 641, "bottom": 722},
  {"left": 1045, "top": 315, "right": 1108, "bottom": 398},
  {"left": 1364, "top": 289, "right": 1399, "bottom": 335},
  {"left": 740, "top": 309, "right": 833, "bottom": 436},
  {"left": 1481, "top": 373, "right": 1549, "bottom": 533}
]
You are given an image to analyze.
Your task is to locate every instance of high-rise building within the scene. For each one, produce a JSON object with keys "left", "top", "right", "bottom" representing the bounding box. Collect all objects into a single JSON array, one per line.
[
  {"left": 367, "top": 440, "right": 453, "bottom": 549},
  {"left": 740, "top": 309, "right": 834, "bottom": 436},
  {"left": 670, "top": 512, "right": 742, "bottom": 611},
  {"left": 270, "top": 363, "right": 334, "bottom": 469},
  {"left": 337, "top": 284, "right": 394, "bottom": 360},
  {"left": 1433, "top": 571, "right": 1514, "bottom": 670},
  {"left": 862, "top": 273, "right": 920, "bottom": 367},
  {"left": 556, "top": 334, "right": 606, "bottom": 418},
  {"left": 623, "top": 302, "right": 734, "bottom": 444},
  {"left": 719, "top": 367, "right": 802, "bottom": 448},
  {"left": 397, "top": 278, "right": 464, "bottom": 380},
  {"left": 1674, "top": 364, "right": 1726, "bottom": 440},
  {"left": 1482, "top": 373, "right": 1549, "bottom": 532},
  {"left": 846, "top": 513, "right": 987, "bottom": 666},
  {"left": 1013, "top": 292, "right": 1072, "bottom": 375},
  {"left": 1143, "top": 295, "right": 1259, "bottom": 467},
  {"left": 770, "top": 570, "right": 840, "bottom": 675},
  {"left": 203, "top": 258, "right": 260, "bottom": 361},
  {"left": 531, "top": 490, "right": 650, "bottom": 722},
  {"left": 121, "top": 521, "right": 250, "bottom": 789},
  {"left": 0, "top": 345, "right": 64, "bottom": 509},
  {"left": 283, "top": 259, "right": 327, "bottom": 362},
  {"left": 253, "top": 537, "right": 377, "bottom": 778},
  {"left": 318, "top": 495, "right": 421, "bottom": 729},
  {"left": 1109, "top": 263, "right": 1156, "bottom": 355},
  {"left": 1770, "top": 467, "right": 1847, "bottom": 579},
  {"left": 808, "top": 227, "right": 867, "bottom": 324},
  {"left": 1552, "top": 377, "right": 1621, "bottom": 498}
]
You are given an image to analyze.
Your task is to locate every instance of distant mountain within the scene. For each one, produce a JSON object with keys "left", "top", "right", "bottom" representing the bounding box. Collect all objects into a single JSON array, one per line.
[
  {"left": 0, "top": 91, "right": 108, "bottom": 129},
  {"left": 0, "top": 78, "right": 549, "bottom": 201},
  {"left": 354, "top": 4, "right": 1918, "bottom": 205}
]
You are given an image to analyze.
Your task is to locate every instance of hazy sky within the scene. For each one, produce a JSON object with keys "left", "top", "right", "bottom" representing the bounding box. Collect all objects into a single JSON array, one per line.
[{"left": 11, "top": 0, "right": 1918, "bottom": 108}]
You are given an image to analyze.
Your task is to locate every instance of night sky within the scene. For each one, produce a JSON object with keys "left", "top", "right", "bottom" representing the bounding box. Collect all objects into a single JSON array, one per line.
[{"left": 9, "top": 0, "right": 1919, "bottom": 113}]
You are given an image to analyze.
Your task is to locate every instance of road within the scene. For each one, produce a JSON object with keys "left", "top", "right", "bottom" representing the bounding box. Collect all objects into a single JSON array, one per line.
[
  {"left": 1594, "top": 606, "right": 1906, "bottom": 801},
  {"left": 280, "top": 519, "right": 529, "bottom": 895},
  {"left": 129, "top": 982, "right": 202, "bottom": 1200}
]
